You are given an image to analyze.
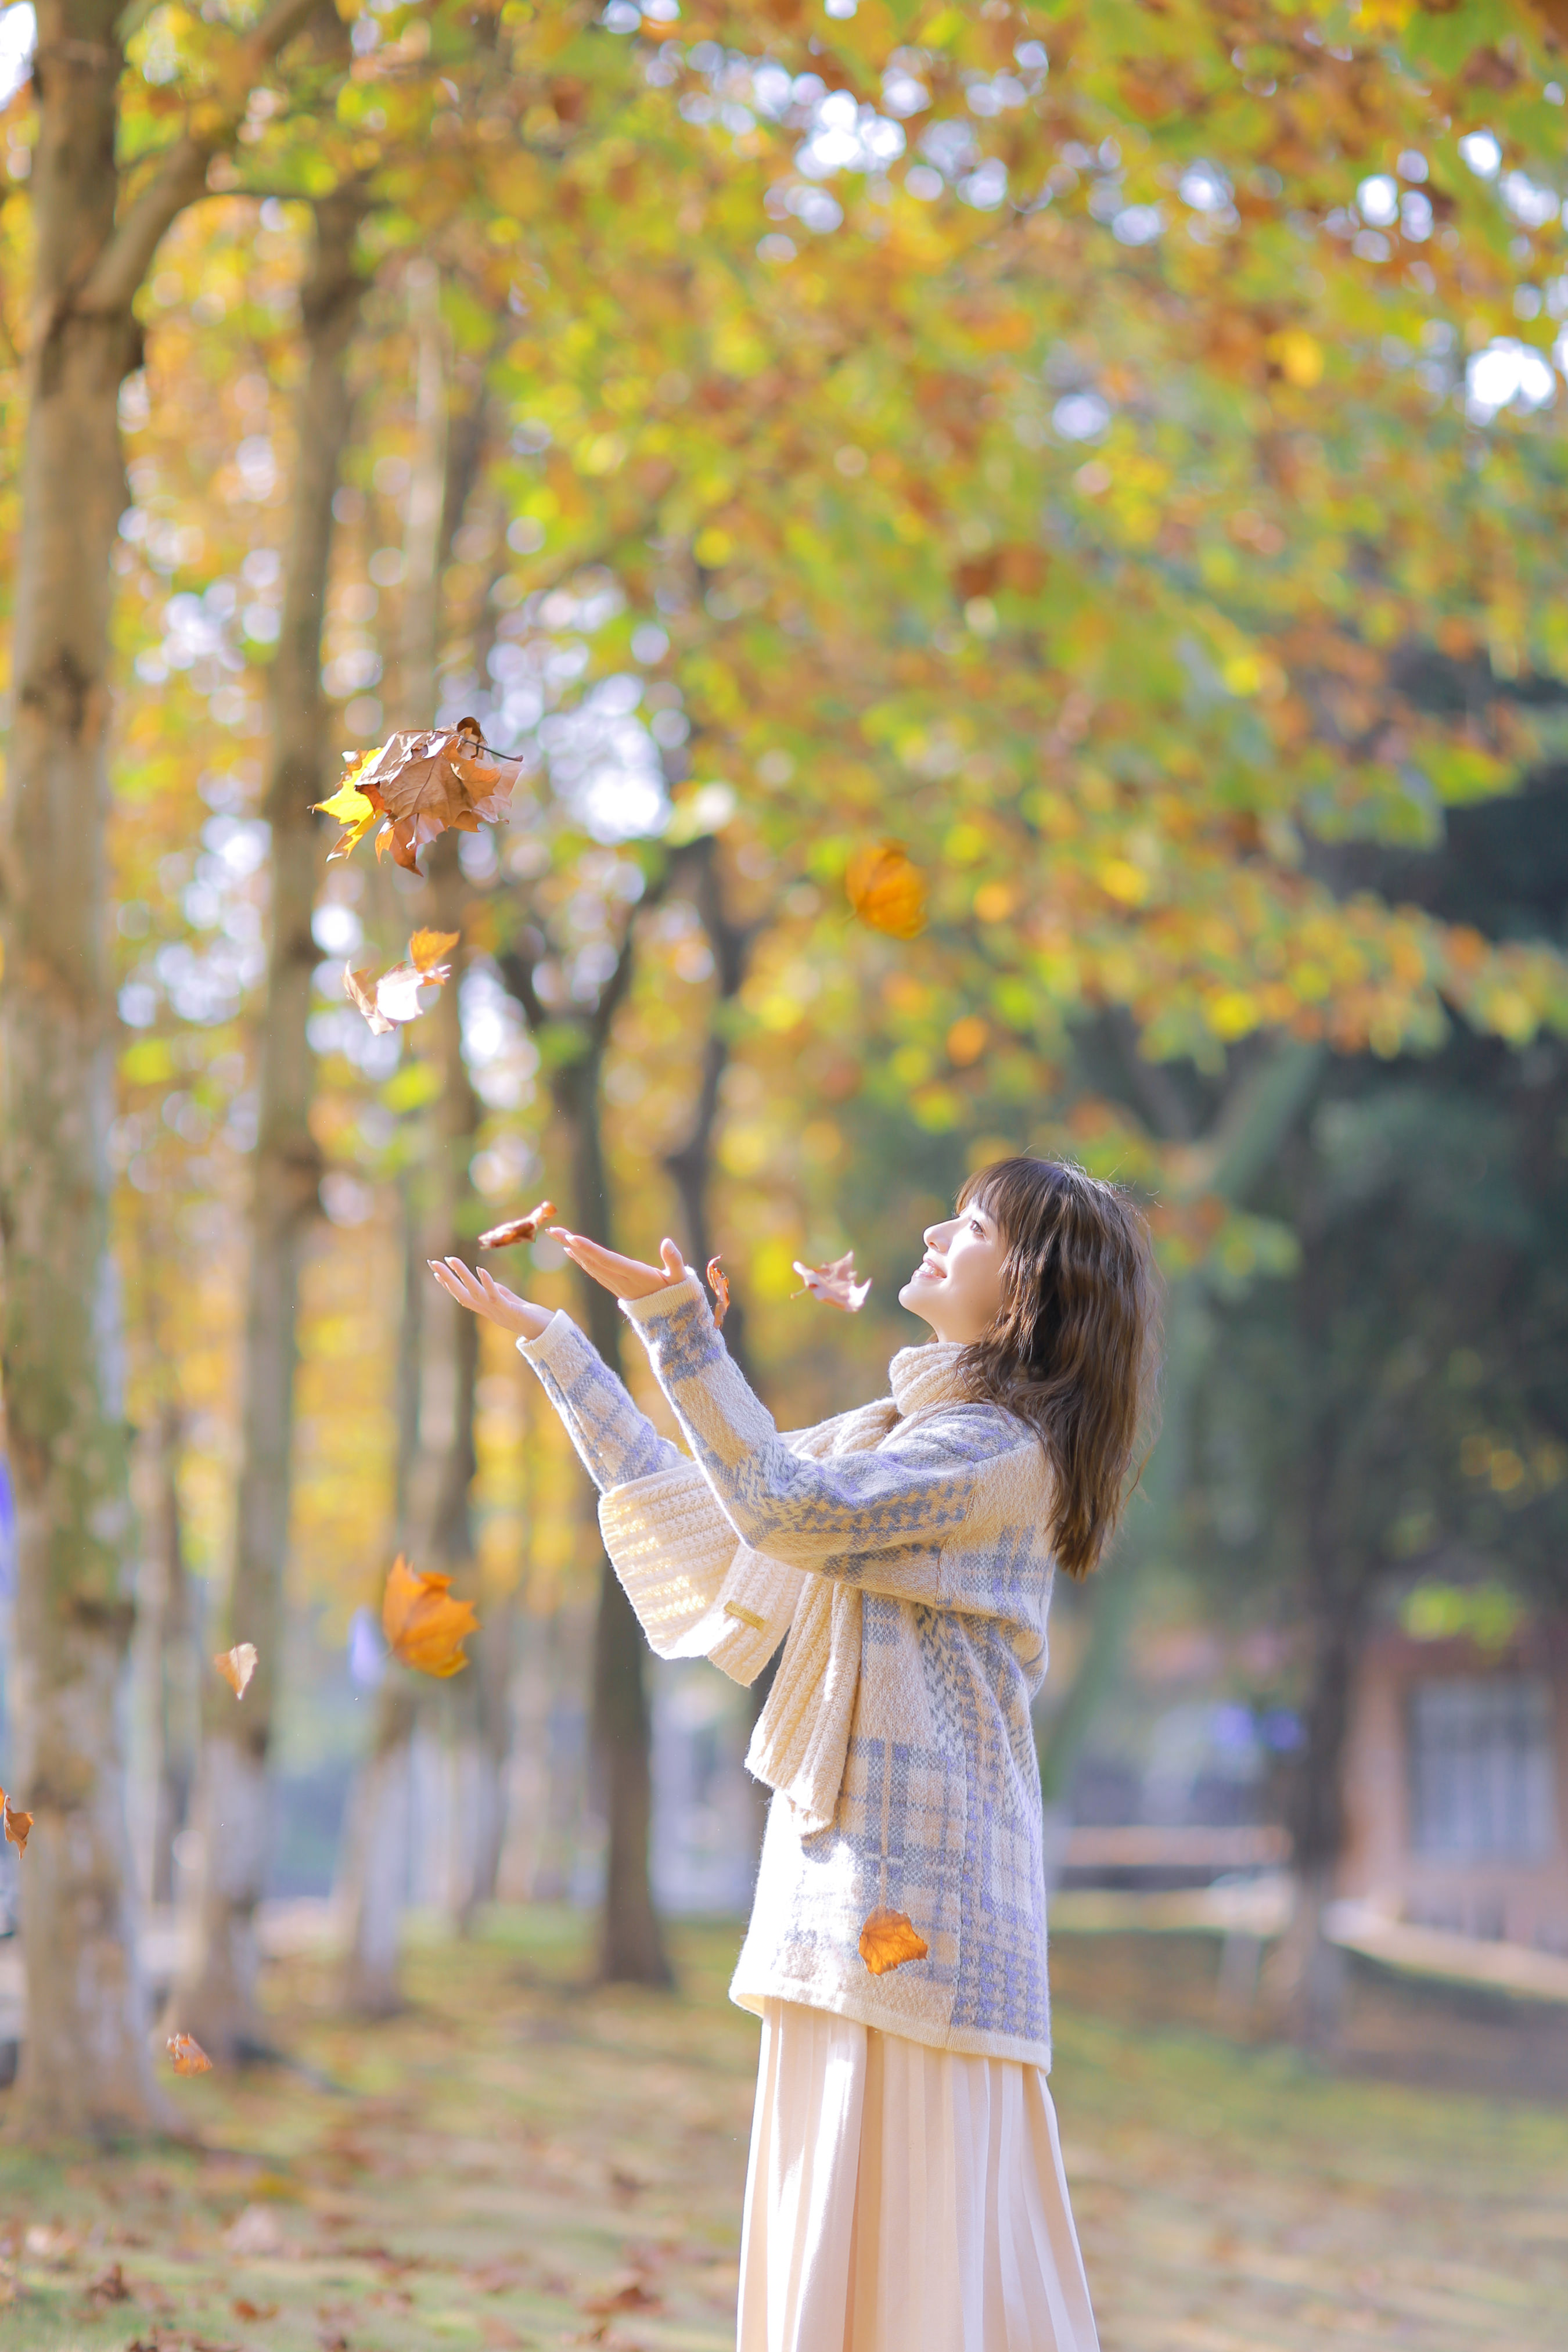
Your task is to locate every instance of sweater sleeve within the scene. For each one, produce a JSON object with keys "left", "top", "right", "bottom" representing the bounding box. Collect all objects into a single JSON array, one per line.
[
  {"left": 516, "top": 1310, "right": 685, "bottom": 1494},
  {"left": 618, "top": 1271, "right": 1017, "bottom": 1593}
]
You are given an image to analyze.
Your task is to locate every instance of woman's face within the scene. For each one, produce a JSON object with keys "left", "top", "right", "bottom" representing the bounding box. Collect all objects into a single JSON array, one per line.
[{"left": 897, "top": 1198, "right": 1005, "bottom": 1344}]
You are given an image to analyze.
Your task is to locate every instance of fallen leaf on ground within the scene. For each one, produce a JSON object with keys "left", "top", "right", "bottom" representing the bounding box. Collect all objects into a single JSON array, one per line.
[
  {"left": 845, "top": 840, "right": 927, "bottom": 939},
  {"left": 232, "top": 2300, "right": 279, "bottom": 2322},
  {"left": 382, "top": 1554, "right": 479, "bottom": 1678},
  {"left": 478, "top": 1198, "right": 556, "bottom": 1249},
  {"left": 87, "top": 2263, "right": 132, "bottom": 2306},
  {"left": 790, "top": 1251, "right": 872, "bottom": 1311},
  {"left": 317, "top": 718, "right": 525, "bottom": 873},
  {"left": 344, "top": 930, "right": 457, "bottom": 1035},
  {"left": 582, "top": 2277, "right": 662, "bottom": 2316},
  {"left": 858, "top": 1907, "right": 929, "bottom": 1975},
  {"left": 706, "top": 1254, "right": 731, "bottom": 1328},
  {"left": 1, "top": 1786, "right": 33, "bottom": 1853},
  {"left": 223, "top": 2204, "right": 285, "bottom": 2256},
  {"left": 167, "top": 2031, "right": 213, "bottom": 2074},
  {"left": 213, "top": 1643, "right": 257, "bottom": 1699}
]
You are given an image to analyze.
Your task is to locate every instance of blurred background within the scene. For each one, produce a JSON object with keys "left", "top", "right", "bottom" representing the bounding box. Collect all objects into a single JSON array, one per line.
[{"left": 2, "top": 2, "right": 1568, "bottom": 2330}]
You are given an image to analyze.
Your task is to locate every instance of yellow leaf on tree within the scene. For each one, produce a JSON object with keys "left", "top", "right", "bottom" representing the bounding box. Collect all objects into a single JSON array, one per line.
[{"left": 382, "top": 1554, "right": 479, "bottom": 1678}]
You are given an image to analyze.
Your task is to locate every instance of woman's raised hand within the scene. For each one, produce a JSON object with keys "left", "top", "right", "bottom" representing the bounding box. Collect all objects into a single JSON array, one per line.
[
  {"left": 427, "top": 1256, "right": 554, "bottom": 1342},
  {"left": 550, "top": 1229, "right": 689, "bottom": 1300}
]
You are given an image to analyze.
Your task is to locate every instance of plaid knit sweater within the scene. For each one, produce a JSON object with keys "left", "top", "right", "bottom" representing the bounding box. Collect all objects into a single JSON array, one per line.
[{"left": 519, "top": 1268, "right": 1060, "bottom": 2068}]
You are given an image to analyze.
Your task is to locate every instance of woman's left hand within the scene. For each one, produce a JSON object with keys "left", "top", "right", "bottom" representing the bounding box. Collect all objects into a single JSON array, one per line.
[{"left": 549, "top": 1228, "right": 689, "bottom": 1301}]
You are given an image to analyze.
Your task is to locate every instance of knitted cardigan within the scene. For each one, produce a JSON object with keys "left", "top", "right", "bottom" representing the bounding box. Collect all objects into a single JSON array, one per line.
[{"left": 519, "top": 1268, "right": 1060, "bottom": 2068}]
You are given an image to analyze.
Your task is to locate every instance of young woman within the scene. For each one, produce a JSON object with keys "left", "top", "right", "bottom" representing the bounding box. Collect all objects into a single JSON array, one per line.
[{"left": 431, "top": 1155, "right": 1160, "bottom": 2352}]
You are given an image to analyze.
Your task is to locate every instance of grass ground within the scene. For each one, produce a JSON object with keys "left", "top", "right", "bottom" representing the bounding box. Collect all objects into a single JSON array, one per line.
[{"left": 1, "top": 1907, "right": 1565, "bottom": 2351}]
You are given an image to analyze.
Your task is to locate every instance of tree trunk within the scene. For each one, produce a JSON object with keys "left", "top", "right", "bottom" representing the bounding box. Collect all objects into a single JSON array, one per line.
[
  {"left": 498, "top": 889, "right": 672, "bottom": 1984},
  {"left": 1273, "top": 1404, "right": 1366, "bottom": 2053},
  {"left": 338, "top": 262, "right": 500, "bottom": 1995},
  {"left": 661, "top": 836, "right": 762, "bottom": 1390},
  {"left": 559, "top": 1047, "right": 673, "bottom": 1985},
  {"left": 171, "top": 192, "right": 366, "bottom": 2062},
  {"left": 139, "top": 1402, "right": 197, "bottom": 1906},
  {"left": 0, "top": 4, "right": 163, "bottom": 2143}
]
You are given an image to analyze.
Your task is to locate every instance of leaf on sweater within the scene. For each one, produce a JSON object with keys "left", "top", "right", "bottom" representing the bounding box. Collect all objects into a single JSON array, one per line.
[
  {"left": 213, "top": 1642, "right": 257, "bottom": 1698},
  {"left": 858, "top": 1907, "right": 928, "bottom": 1975},
  {"left": 318, "top": 717, "right": 525, "bottom": 874},
  {"left": 706, "top": 1253, "right": 731, "bottom": 1328},
  {"left": 845, "top": 840, "right": 927, "bottom": 940},
  {"left": 790, "top": 1250, "right": 872, "bottom": 1311},
  {"left": 0, "top": 1787, "right": 32, "bottom": 1854},
  {"left": 478, "top": 1198, "right": 556, "bottom": 1249},
  {"left": 382, "top": 1553, "right": 479, "bottom": 1678},
  {"left": 167, "top": 2031, "right": 213, "bottom": 2075},
  {"left": 344, "top": 932, "right": 458, "bottom": 1034}
]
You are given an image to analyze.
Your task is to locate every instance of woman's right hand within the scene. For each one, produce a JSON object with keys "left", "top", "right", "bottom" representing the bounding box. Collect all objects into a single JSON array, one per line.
[{"left": 428, "top": 1256, "right": 555, "bottom": 1343}]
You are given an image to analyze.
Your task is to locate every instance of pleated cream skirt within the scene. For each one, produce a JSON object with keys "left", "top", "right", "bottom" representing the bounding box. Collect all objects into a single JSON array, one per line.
[{"left": 737, "top": 1998, "right": 1100, "bottom": 2352}]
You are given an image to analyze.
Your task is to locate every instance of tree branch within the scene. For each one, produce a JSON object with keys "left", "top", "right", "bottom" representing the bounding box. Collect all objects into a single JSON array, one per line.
[{"left": 77, "top": 0, "right": 325, "bottom": 318}]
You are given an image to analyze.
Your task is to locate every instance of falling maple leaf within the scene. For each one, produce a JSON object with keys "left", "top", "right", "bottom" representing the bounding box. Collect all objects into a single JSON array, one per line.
[
  {"left": 477, "top": 1197, "right": 556, "bottom": 1249},
  {"left": 344, "top": 927, "right": 459, "bottom": 1034},
  {"left": 790, "top": 1250, "right": 872, "bottom": 1311},
  {"left": 213, "top": 1642, "right": 257, "bottom": 1699},
  {"left": 0, "top": 1786, "right": 33, "bottom": 1854},
  {"left": 858, "top": 1907, "right": 928, "bottom": 1975},
  {"left": 706, "top": 1254, "right": 731, "bottom": 1328},
  {"left": 167, "top": 2031, "right": 213, "bottom": 2074},
  {"left": 315, "top": 718, "right": 526, "bottom": 874},
  {"left": 382, "top": 1553, "right": 479, "bottom": 1678},
  {"left": 845, "top": 840, "right": 927, "bottom": 940}
]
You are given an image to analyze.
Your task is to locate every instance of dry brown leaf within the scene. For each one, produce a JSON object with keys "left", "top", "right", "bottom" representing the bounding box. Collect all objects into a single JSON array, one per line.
[
  {"left": 232, "top": 2300, "right": 279, "bottom": 2322},
  {"left": 582, "top": 2278, "right": 662, "bottom": 2317},
  {"left": 790, "top": 1250, "right": 872, "bottom": 1311},
  {"left": 706, "top": 1254, "right": 731, "bottom": 1328},
  {"left": 213, "top": 1642, "right": 257, "bottom": 1699},
  {"left": 350, "top": 717, "right": 525, "bottom": 873},
  {"left": 1, "top": 1786, "right": 33, "bottom": 1854},
  {"left": 858, "top": 1907, "right": 928, "bottom": 1975},
  {"left": 477, "top": 1198, "right": 556, "bottom": 1249},
  {"left": 86, "top": 2264, "right": 132, "bottom": 2307},
  {"left": 382, "top": 1553, "right": 479, "bottom": 1678},
  {"left": 845, "top": 839, "right": 927, "bottom": 940},
  {"left": 167, "top": 2031, "right": 213, "bottom": 2074}
]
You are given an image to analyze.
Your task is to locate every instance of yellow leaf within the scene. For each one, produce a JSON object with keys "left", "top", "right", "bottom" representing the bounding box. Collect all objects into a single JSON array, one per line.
[{"left": 382, "top": 1555, "right": 478, "bottom": 1678}]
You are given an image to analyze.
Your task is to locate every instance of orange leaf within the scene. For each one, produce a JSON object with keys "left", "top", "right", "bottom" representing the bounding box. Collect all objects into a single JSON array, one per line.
[
  {"left": 0, "top": 1786, "right": 33, "bottom": 1854},
  {"left": 477, "top": 1198, "right": 556, "bottom": 1249},
  {"left": 213, "top": 1643, "right": 257, "bottom": 1699},
  {"left": 858, "top": 1907, "right": 927, "bottom": 1975},
  {"left": 706, "top": 1254, "right": 731, "bottom": 1328},
  {"left": 845, "top": 840, "right": 927, "bottom": 940},
  {"left": 382, "top": 1553, "right": 479, "bottom": 1678},
  {"left": 167, "top": 2031, "right": 213, "bottom": 2074},
  {"left": 409, "top": 927, "right": 461, "bottom": 972},
  {"left": 790, "top": 1250, "right": 872, "bottom": 1311},
  {"left": 233, "top": 2300, "right": 279, "bottom": 2322}
]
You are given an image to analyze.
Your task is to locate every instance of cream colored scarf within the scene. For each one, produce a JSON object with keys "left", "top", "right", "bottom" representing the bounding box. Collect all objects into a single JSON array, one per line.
[{"left": 598, "top": 1341, "right": 973, "bottom": 1836}]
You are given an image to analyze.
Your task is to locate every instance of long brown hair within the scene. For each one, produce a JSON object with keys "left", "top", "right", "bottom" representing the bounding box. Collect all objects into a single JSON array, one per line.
[{"left": 953, "top": 1156, "right": 1161, "bottom": 1581}]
